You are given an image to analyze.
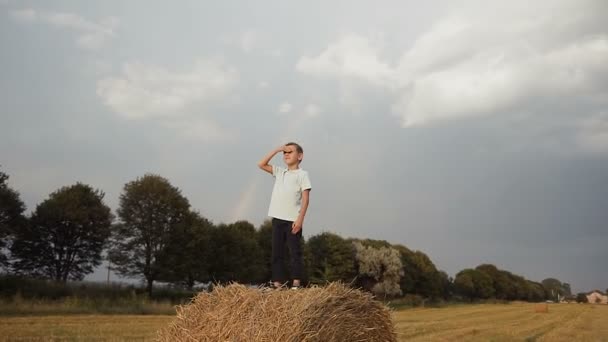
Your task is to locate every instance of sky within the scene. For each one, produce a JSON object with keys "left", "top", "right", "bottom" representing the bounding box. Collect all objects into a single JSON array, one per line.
[{"left": 1, "top": 0, "right": 607, "bottom": 293}]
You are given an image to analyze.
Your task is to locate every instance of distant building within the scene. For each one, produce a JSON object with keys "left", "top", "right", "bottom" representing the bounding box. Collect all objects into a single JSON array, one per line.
[{"left": 586, "top": 290, "right": 608, "bottom": 304}]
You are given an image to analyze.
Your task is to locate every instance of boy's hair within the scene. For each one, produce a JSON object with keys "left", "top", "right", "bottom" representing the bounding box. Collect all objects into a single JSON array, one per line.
[{"left": 286, "top": 142, "right": 303, "bottom": 154}]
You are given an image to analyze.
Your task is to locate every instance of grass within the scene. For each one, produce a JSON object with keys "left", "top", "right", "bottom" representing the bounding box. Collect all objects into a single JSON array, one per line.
[
  {"left": 0, "top": 275, "right": 194, "bottom": 316},
  {"left": 0, "top": 303, "right": 606, "bottom": 341},
  {"left": 0, "top": 295, "right": 178, "bottom": 316},
  {"left": 0, "top": 315, "right": 174, "bottom": 341}
]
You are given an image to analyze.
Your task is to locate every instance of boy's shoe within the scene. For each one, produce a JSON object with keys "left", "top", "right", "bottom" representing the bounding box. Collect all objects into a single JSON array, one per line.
[
  {"left": 290, "top": 286, "right": 301, "bottom": 290},
  {"left": 262, "top": 281, "right": 284, "bottom": 291}
]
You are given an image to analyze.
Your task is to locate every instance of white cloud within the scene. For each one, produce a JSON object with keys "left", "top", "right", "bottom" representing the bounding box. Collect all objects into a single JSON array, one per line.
[
  {"left": 164, "top": 119, "right": 236, "bottom": 142},
  {"left": 257, "top": 81, "right": 269, "bottom": 89},
  {"left": 296, "top": 34, "right": 394, "bottom": 86},
  {"left": 267, "top": 49, "right": 283, "bottom": 58},
  {"left": 97, "top": 59, "right": 238, "bottom": 119},
  {"left": 10, "top": 8, "right": 118, "bottom": 50},
  {"left": 10, "top": 8, "right": 36, "bottom": 21},
  {"left": 295, "top": 1, "right": 608, "bottom": 129},
  {"left": 278, "top": 102, "right": 293, "bottom": 114},
  {"left": 276, "top": 102, "right": 321, "bottom": 118},
  {"left": 393, "top": 1, "right": 608, "bottom": 127},
  {"left": 240, "top": 29, "right": 258, "bottom": 53},
  {"left": 303, "top": 104, "right": 321, "bottom": 118}
]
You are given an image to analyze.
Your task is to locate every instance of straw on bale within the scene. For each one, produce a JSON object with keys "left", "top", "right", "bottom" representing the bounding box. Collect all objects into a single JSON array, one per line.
[{"left": 157, "top": 282, "right": 396, "bottom": 342}]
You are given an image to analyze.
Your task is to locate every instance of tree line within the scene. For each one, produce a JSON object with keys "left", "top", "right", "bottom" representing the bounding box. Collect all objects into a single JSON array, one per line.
[{"left": 1, "top": 168, "right": 576, "bottom": 301}]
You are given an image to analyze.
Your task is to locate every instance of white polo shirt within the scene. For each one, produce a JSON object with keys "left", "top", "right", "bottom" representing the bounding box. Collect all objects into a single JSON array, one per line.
[{"left": 268, "top": 165, "right": 312, "bottom": 221}]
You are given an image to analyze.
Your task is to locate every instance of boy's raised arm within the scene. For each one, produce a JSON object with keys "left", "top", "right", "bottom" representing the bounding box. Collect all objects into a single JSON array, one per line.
[{"left": 258, "top": 146, "right": 285, "bottom": 174}]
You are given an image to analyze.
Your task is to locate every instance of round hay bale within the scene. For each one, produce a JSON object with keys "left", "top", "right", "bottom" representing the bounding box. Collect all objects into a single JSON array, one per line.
[
  {"left": 156, "top": 282, "right": 397, "bottom": 342},
  {"left": 534, "top": 303, "right": 549, "bottom": 313}
]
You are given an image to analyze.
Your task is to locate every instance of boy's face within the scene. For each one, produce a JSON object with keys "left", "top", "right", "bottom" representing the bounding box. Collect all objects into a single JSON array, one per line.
[{"left": 283, "top": 145, "right": 302, "bottom": 166}]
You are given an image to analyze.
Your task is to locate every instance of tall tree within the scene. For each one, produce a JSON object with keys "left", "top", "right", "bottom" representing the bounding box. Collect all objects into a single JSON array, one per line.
[
  {"left": 209, "top": 220, "right": 265, "bottom": 283},
  {"left": 576, "top": 293, "right": 588, "bottom": 303},
  {"left": 306, "top": 232, "right": 356, "bottom": 284},
  {"left": 541, "top": 278, "right": 564, "bottom": 301},
  {"left": 454, "top": 268, "right": 494, "bottom": 300},
  {"left": 454, "top": 269, "right": 475, "bottom": 300},
  {"left": 109, "top": 174, "right": 190, "bottom": 296},
  {"left": 353, "top": 242, "right": 403, "bottom": 297},
  {"left": 156, "top": 211, "right": 214, "bottom": 289},
  {"left": 10, "top": 183, "right": 112, "bottom": 281},
  {"left": 393, "top": 244, "right": 444, "bottom": 298},
  {"left": 526, "top": 281, "right": 546, "bottom": 302},
  {"left": 0, "top": 168, "right": 26, "bottom": 269},
  {"left": 257, "top": 220, "right": 273, "bottom": 282}
]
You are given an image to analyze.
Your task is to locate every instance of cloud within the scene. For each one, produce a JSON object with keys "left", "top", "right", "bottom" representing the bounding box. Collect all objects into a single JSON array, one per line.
[
  {"left": 276, "top": 102, "right": 321, "bottom": 119},
  {"left": 577, "top": 112, "right": 608, "bottom": 154},
  {"left": 303, "top": 104, "right": 321, "bottom": 118},
  {"left": 277, "top": 102, "right": 293, "bottom": 114},
  {"left": 97, "top": 59, "right": 238, "bottom": 119},
  {"left": 296, "top": 34, "right": 394, "bottom": 86},
  {"left": 164, "top": 119, "right": 236, "bottom": 142},
  {"left": 295, "top": 1, "right": 608, "bottom": 131},
  {"left": 10, "top": 8, "right": 118, "bottom": 50},
  {"left": 267, "top": 49, "right": 283, "bottom": 58},
  {"left": 393, "top": 1, "right": 608, "bottom": 127},
  {"left": 221, "top": 29, "right": 281, "bottom": 55},
  {"left": 239, "top": 29, "right": 258, "bottom": 53},
  {"left": 10, "top": 8, "right": 36, "bottom": 21}
]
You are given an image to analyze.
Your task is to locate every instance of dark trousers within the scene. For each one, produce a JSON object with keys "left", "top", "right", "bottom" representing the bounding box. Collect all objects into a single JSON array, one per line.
[{"left": 271, "top": 218, "right": 303, "bottom": 282}]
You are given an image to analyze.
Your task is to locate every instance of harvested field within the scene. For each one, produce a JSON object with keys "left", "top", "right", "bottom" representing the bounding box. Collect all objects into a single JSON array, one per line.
[
  {"left": 1, "top": 301, "right": 607, "bottom": 341},
  {"left": 393, "top": 302, "right": 608, "bottom": 341}
]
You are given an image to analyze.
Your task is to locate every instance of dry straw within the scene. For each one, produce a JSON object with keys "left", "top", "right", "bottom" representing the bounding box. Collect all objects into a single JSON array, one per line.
[{"left": 157, "top": 282, "right": 396, "bottom": 342}]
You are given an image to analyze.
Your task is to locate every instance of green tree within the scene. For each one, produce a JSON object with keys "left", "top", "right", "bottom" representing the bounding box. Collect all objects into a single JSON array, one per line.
[
  {"left": 472, "top": 269, "right": 494, "bottom": 299},
  {"left": 10, "top": 183, "right": 112, "bottom": 281},
  {"left": 306, "top": 232, "right": 356, "bottom": 284},
  {"left": 156, "top": 211, "right": 214, "bottom": 289},
  {"left": 109, "top": 174, "right": 190, "bottom": 296},
  {"left": 576, "top": 293, "right": 588, "bottom": 303},
  {"left": 454, "top": 269, "right": 475, "bottom": 300},
  {"left": 437, "top": 271, "right": 453, "bottom": 299},
  {"left": 476, "top": 264, "right": 510, "bottom": 299},
  {"left": 541, "top": 278, "right": 563, "bottom": 301},
  {"left": 209, "top": 220, "right": 265, "bottom": 283},
  {"left": 0, "top": 168, "right": 26, "bottom": 269},
  {"left": 526, "top": 281, "right": 546, "bottom": 302},
  {"left": 257, "top": 220, "right": 273, "bottom": 282},
  {"left": 510, "top": 274, "right": 529, "bottom": 300},
  {"left": 353, "top": 242, "right": 403, "bottom": 297},
  {"left": 393, "top": 244, "right": 444, "bottom": 298},
  {"left": 454, "top": 268, "right": 494, "bottom": 300}
]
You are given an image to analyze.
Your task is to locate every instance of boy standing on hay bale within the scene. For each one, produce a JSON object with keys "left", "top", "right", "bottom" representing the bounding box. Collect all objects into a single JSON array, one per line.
[{"left": 258, "top": 142, "right": 311, "bottom": 290}]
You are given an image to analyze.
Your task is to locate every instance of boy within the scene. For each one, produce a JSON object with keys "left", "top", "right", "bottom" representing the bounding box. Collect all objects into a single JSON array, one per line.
[{"left": 258, "top": 142, "right": 311, "bottom": 289}]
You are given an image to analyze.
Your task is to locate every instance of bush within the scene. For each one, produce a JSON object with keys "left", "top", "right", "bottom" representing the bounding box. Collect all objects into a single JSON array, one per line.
[
  {"left": 0, "top": 274, "right": 198, "bottom": 315},
  {"left": 387, "top": 294, "right": 426, "bottom": 309},
  {"left": 576, "top": 293, "right": 588, "bottom": 303}
]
